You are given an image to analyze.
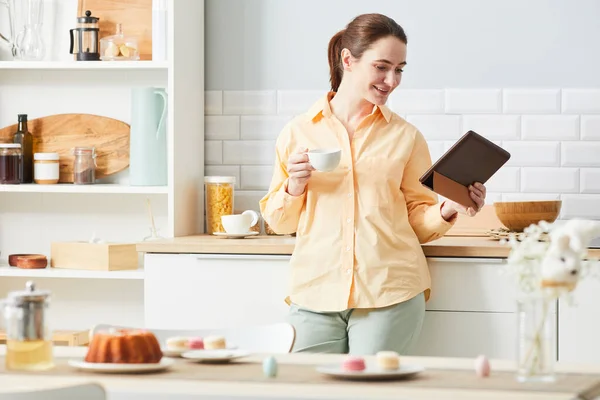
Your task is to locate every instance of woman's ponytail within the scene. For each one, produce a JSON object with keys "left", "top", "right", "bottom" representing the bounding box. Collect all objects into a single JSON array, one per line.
[{"left": 327, "top": 29, "right": 345, "bottom": 92}]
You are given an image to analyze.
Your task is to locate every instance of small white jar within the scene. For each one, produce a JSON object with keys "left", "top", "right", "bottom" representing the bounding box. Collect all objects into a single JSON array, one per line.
[{"left": 34, "top": 152, "right": 60, "bottom": 184}]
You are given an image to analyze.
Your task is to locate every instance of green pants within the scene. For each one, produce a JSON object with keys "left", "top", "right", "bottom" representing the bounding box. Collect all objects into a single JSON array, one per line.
[{"left": 288, "top": 292, "right": 425, "bottom": 355}]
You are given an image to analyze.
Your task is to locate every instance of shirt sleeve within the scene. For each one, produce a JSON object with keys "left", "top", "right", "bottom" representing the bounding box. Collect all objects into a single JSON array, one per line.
[
  {"left": 401, "top": 129, "right": 457, "bottom": 243},
  {"left": 259, "top": 125, "right": 306, "bottom": 235}
]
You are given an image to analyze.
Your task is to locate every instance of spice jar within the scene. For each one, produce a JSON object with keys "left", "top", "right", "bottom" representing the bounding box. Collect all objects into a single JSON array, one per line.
[
  {"left": 72, "top": 147, "right": 96, "bottom": 184},
  {"left": 2, "top": 281, "right": 54, "bottom": 371},
  {"left": 204, "top": 176, "right": 235, "bottom": 234},
  {"left": 34, "top": 153, "right": 60, "bottom": 184},
  {"left": 0, "top": 143, "right": 22, "bottom": 184}
]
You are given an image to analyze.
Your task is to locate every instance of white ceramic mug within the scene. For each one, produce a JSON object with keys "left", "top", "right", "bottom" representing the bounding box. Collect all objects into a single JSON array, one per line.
[
  {"left": 307, "top": 149, "right": 342, "bottom": 172},
  {"left": 221, "top": 210, "right": 259, "bottom": 234}
]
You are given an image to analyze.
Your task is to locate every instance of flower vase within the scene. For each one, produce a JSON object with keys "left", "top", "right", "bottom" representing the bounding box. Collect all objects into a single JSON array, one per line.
[{"left": 516, "top": 295, "right": 556, "bottom": 382}]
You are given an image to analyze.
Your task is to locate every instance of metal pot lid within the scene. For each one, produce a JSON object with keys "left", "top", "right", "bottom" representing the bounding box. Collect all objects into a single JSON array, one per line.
[{"left": 6, "top": 281, "right": 50, "bottom": 305}]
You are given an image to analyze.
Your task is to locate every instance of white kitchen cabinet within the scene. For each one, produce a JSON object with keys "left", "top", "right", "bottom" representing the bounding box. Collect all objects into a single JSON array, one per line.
[
  {"left": 143, "top": 253, "right": 555, "bottom": 360},
  {"left": 409, "top": 311, "right": 519, "bottom": 359},
  {"left": 144, "top": 254, "right": 291, "bottom": 330},
  {"left": 427, "top": 257, "right": 517, "bottom": 312},
  {"left": 558, "top": 278, "right": 600, "bottom": 363}
]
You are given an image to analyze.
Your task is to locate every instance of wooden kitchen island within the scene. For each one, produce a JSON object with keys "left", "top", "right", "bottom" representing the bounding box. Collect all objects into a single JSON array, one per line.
[{"left": 1, "top": 346, "right": 600, "bottom": 400}]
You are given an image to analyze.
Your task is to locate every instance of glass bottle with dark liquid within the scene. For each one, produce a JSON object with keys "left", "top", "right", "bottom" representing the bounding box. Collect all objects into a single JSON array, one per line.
[{"left": 13, "top": 114, "right": 33, "bottom": 183}]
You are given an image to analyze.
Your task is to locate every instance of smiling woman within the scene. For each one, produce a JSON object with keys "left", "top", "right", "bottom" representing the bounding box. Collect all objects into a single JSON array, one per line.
[{"left": 259, "top": 13, "right": 488, "bottom": 357}]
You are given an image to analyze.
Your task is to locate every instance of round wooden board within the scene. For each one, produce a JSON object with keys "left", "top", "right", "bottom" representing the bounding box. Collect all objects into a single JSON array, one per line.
[{"left": 0, "top": 114, "right": 130, "bottom": 183}]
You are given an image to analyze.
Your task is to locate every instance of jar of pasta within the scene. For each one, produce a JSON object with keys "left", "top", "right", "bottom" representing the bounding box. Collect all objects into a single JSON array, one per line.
[{"left": 204, "top": 176, "right": 235, "bottom": 234}]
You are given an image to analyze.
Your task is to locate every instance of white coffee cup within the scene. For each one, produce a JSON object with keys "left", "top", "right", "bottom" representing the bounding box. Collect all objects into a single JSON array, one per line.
[
  {"left": 221, "top": 210, "right": 259, "bottom": 234},
  {"left": 307, "top": 149, "right": 341, "bottom": 172}
]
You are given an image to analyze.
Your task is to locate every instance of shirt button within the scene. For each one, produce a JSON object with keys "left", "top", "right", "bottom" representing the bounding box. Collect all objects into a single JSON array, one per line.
[
  {"left": 346, "top": 269, "right": 351, "bottom": 275},
  {"left": 346, "top": 218, "right": 351, "bottom": 223},
  {"left": 346, "top": 246, "right": 351, "bottom": 251},
  {"left": 347, "top": 193, "right": 352, "bottom": 198}
]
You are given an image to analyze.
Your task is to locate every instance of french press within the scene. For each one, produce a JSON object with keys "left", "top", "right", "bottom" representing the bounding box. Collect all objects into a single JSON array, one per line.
[
  {"left": 69, "top": 10, "right": 100, "bottom": 61},
  {"left": 2, "top": 281, "right": 54, "bottom": 371}
]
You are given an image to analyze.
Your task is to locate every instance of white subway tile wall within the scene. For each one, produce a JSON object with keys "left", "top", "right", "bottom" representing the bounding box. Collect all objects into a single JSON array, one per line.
[{"left": 204, "top": 89, "right": 600, "bottom": 220}]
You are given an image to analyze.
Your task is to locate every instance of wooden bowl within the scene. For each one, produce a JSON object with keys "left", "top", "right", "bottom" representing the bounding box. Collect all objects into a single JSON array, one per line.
[
  {"left": 9, "top": 254, "right": 48, "bottom": 269},
  {"left": 494, "top": 200, "right": 562, "bottom": 232}
]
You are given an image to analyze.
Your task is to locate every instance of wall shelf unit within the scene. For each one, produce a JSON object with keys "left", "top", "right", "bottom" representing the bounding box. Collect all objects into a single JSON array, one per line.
[
  {"left": 0, "top": 0, "right": 205, "bottom": 332},
  {"left": 0, "top": 0, "right": 205, "bottom": 238}
]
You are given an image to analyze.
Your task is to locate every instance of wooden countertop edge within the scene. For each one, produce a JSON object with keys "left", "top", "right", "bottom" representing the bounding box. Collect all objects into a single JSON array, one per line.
[
  {"left": 136, "top": 235, "right": 600, "bottom": 259},
  {"left": 138, "top": 243, "right": 296, "bottom": 255},
  {"left": 136, "top": 235, "right": 512, "bottom": 258}
]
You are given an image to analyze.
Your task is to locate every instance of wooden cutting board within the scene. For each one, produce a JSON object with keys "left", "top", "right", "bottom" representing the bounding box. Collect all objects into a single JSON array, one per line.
[
  {"left": 0, "top": 114, "right": 130, "bottom": 183},
  {"left": 445, "top": 204, "right": 504, "bottom": 237},
  {"left": 77, "top": 0, "right": 153, "bottom": 61}
]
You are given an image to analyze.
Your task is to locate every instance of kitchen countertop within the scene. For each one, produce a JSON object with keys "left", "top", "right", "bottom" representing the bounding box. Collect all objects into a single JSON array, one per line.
[
  {"left": 136, "top": 234, "right": 600, "bottom": 259},
  {"left": 1, "top": 346, "right": 599, "bottom": 400}
]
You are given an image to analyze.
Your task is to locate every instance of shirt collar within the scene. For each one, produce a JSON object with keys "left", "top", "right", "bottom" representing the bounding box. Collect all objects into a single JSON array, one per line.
[{"left": 308, "top": 92, "right": 392, "bottom": 124}]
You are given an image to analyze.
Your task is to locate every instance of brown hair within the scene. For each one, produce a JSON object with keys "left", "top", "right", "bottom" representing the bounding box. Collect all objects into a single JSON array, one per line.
[{"left": 328, "top": 14, "right": 408, "bottom": 92}]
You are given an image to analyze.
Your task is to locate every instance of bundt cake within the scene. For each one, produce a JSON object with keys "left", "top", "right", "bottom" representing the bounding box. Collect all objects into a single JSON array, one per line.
[{"left": 85, "top": 329, "right": 163, "bottom": 364}]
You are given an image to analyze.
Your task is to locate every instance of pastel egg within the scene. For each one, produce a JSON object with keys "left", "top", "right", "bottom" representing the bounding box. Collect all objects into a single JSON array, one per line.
[
  {"left": 474, "top": 354, "right": 491, "bottom": 377},
  {"left": 263, "top": 356, "right": 278, "bottom": 377}
]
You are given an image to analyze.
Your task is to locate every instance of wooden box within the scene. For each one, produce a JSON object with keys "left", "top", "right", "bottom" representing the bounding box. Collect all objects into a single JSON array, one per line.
[{"left": 51, "top": 242, "right": 138, "bottom": 271}]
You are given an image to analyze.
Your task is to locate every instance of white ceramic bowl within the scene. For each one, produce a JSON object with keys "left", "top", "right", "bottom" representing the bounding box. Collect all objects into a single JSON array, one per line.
[{"left": 307, "top": 149, "right": 341, "bottom": 172}]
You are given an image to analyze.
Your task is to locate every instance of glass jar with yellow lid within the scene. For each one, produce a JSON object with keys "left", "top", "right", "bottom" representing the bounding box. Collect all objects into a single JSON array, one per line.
[{"left": 204, "top": 176, "right": 235, "bottom": 234}]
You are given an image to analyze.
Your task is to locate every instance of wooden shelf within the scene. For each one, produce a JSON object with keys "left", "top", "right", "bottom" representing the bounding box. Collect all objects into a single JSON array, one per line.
[
  {"left": 0, "top": 61, "right": 168, "bottom": 70},
  {"left": 0, "top": 265, "right": 144, "bottom": 280},
  {"left": 0, "top": 184, "right": 168, "bottom": 194}
]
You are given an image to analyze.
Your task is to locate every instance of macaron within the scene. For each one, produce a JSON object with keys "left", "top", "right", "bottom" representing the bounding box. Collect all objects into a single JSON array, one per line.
[
  {"left": 342, "top": 356, "right": 366, "bottom": 372},
  {"left": 204, "top": 335, "right": 227, "bottom": 350},
  {"left": 376, "top": 351, "right": 400, "bottom": 370},
  {"left": 166, "top": 336, "right": 189, "bottom": 350},
  {"left": 188, "top": 337, "right": 204, "bottom": 350}
]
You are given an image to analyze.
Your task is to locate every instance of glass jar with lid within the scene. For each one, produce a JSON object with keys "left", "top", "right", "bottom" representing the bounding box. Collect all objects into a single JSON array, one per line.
[
  {"left": 72, "top": 146, "right": 96, "bottom": 184},
  {"left": 0, "top": 143, "right": 22, "bottom": 184},
  {"left": 2, "top": 281, "right": 54, "bottom": 371},
  {"left": 204, "top": 176, "right": 235, "bottom": 234},
  {"left": 100, "top": 23, "right": 140, "bottom": 61}
]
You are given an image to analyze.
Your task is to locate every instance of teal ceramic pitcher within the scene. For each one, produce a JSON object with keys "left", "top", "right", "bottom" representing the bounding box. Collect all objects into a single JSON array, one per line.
[{"left": 130, "top": 87, "right": 168, "bottom": 186}]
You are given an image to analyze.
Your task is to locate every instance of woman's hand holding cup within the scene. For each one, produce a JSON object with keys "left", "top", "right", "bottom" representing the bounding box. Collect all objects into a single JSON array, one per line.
[{"left": 286, "top": 147, "right": 314, "bottom": 196}]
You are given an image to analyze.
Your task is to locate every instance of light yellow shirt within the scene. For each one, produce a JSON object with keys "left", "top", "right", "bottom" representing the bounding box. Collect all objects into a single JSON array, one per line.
[{"left": 260, "top": 92, "right": 457, "bottom": 312}]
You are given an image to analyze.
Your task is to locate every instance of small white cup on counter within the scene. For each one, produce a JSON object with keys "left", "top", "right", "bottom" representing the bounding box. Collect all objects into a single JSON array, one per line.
[
  {"left": 221, "top": 210, "right": 259, "bottom": 234},
  {"left": 307, "top": 148, "right": 341, "bottom": 172}
]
